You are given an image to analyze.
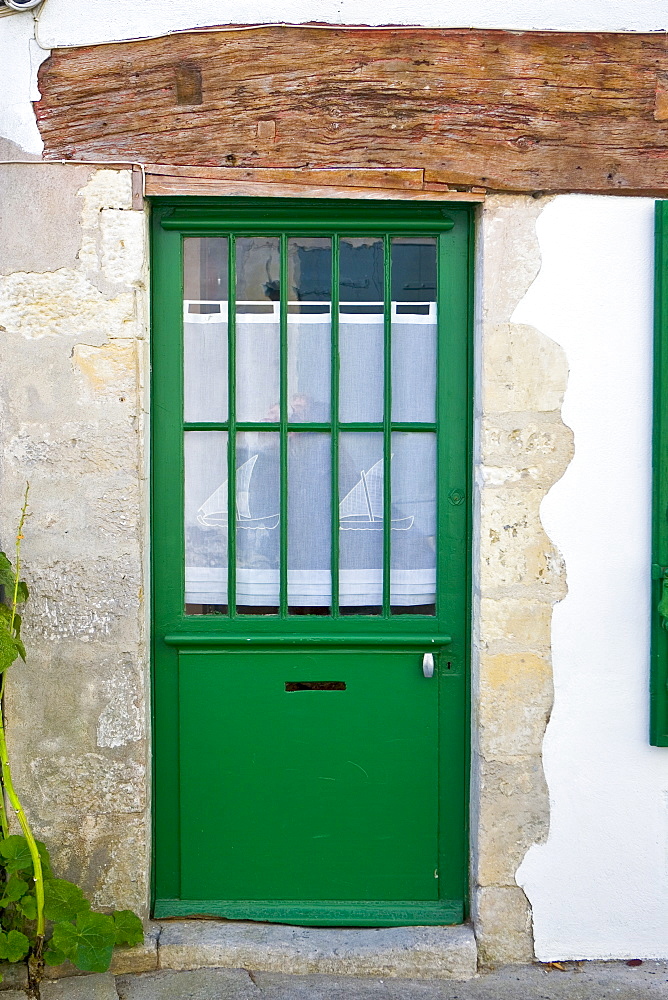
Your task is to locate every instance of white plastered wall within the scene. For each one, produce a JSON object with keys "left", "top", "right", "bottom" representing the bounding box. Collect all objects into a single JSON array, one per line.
[
  {"left": 515, "top": 196, "right": 668, "bottom": 960},
  {"left": 2, "top": 0, "right": 668, "bottom": 964}
]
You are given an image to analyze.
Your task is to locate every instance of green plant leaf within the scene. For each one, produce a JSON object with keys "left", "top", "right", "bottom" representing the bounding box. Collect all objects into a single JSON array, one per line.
[
  {"left": 16, "top": 893, "right": 36, "bottom": 920},
  {"left": 0, "top": 930, "right": 30, "bottom": 964},
  {"left": 44, "top": 946, "right": 68, "bottom": 967},
  {"left": 0, "top": 837, "right": 33, "bottom": 875},
  {"left": 0, "top": 877, "right": 28, "bottom": 906},
  {"left": 44, "top": 880, "right": 90, "bottom": 923},
  {"left": 14, "top": 583, "right": 28, "bottom": 605},
  {"left": 112, "top": 910, "right": 144, "bottom": 947},
  {"left": 0, "top": 554, "right": 14, "bottom": 592},
  {"left": 52, "top": 912, "right": 116, "bottom": 974},
  {"left": 0, "top": 630, "right": 19, "bottom": 673},
  {"left": 0, "top": 836, "right": 53, "bottom": 878},
  {"left": 37, "top": 840, "right": 53, "bottom": 879}
]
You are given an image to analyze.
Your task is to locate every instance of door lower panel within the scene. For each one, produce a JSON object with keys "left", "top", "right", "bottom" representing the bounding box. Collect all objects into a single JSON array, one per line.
[{"left": 177, "top": 650, "right": 438, "bottom": 907}]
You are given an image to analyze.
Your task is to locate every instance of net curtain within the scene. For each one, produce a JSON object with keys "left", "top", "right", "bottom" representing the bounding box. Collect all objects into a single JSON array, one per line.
[{"left": 184, "top": 313, "right": 436, "bottom": 608}]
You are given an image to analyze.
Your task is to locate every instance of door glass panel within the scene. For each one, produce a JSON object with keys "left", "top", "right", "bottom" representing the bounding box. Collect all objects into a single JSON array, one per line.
[
  {"left": 288, "top": 238, "right": 331, "bottom": 423},
  {"left": 339, "top": 431, "right": 384, "bottom": 615},
  {"left": 236, "top": 237, "right": 281, "bottom": 423},
  {"left": 236, "top": 430, "right": 280, "bottom": 614},
  {"left": 288, "top": 432, "right": 331, "bottom": 614},
  {"left": 339, "top": 238, "right": 384, "bottom": 423},
  {"left": 184, "top": 431, "right": 228, "bottom": 614},
  {"left": 391, "top": 238, "right": 437, "bottom": 423},
  {"left": 183, "top": 238, "right": 229, "bottom": 422},
  {"left": 391, "top": 432, "right": 436, "bottom": 615}
]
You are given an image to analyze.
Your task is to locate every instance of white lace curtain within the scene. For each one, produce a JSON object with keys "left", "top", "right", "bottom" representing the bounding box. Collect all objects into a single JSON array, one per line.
[{"left": 184, "top": 311, "right": 436, "bottom": 608}]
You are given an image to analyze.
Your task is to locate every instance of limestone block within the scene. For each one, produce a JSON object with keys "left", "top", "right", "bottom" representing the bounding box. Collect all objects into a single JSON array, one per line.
[
  {"left": 0, "top": 268, "right": 138, "bottom": 341},
  {"left": 73, "top": 340, "right": 138, "bottom": 402},
  {"left": 481, "top": 416, "right": 573, "bottom": 491},
  {"left": 158, "top": 921, "right": 477, "bottom": 980},
  {"left": 474, "top": 886, "right": 534, "bottom": 967},
  {"left": 110, "top": 923, "right": 160, "bottom": 975},
  {"left": 483, "top": 323, "right": 568, "bottom": 414},
  {"left": 478, "top": 598, "right": 553, "bottom": 656},
  {"left": 475, "top": 756, "right": 549, "bottom": 887},
  {"left": 97, "top": 654, "right": 145, "bottom": 749},
  {"left": 22, "top": 556, "right": 141, "bottom": 641},
  {"left": 480, "top": 195, "right": 546, "bottom": 325},
  {"left": 480, "top": 488, "right": 566, "bottom": 597},
  {"left": 478, "top": 653, "right": 553, "bottom": 758},
  {"left": 28, "top": 754, "right": 146, "bottom": 816},
  {"left": 0, "top": 163, "right": 92, "bottom": 275},
  {"left": 99, "top": 209, "right": 147, "bottom": 287}
]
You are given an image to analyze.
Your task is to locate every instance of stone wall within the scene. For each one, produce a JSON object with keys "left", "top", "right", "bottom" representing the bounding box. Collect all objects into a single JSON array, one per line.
[
  {"left": 472, "top": 196, "right": 573, "bottom": 965},
  {"left": 0, "top": 165, "right": 150, "bottom": 918}
]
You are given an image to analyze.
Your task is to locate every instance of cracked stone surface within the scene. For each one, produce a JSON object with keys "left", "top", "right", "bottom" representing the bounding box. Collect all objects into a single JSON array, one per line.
[{"left": 108, "top": 962, "right": 668, "bottom": 999}]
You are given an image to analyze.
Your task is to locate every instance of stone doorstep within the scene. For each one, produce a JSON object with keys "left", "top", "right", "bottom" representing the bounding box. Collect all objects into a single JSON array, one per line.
[
  {"left": 0, "top": 920, "right": 477, "bottom": 986},
  {"left": 155, "top": 920, "right": 477, "bottom": 980}
]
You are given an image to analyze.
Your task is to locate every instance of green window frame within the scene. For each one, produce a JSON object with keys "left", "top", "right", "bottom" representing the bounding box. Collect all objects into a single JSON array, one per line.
[{"left": 652, "top": 200, "right": 668, "bottom": 745}]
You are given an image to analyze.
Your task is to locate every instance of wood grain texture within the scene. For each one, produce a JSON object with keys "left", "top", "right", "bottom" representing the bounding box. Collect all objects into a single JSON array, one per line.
[
  {"left": 35, "top": 26, "right": 668, "bottom": 193},
  {"left": 144, "top": 176, "right": 484, "bottom": 201}
]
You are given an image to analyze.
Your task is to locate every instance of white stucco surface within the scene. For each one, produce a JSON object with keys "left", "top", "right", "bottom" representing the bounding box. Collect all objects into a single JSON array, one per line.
[
  {"left": 31, "top": 0, "right": 668, "bottom": 46},
  {"left": 515, "top": 195, "right": 668, "bottom": 960}
]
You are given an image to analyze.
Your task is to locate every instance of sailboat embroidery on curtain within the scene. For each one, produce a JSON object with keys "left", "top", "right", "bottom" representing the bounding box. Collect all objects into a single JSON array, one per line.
[
  {"left": 197, "top": 456, "right": 414, "bottom": 531},
  {"left": 339, "top": 458, "right": 413, "bottom": 531},
  {"left": 197, "top": 455, "right": 280, "bottom": 530}
]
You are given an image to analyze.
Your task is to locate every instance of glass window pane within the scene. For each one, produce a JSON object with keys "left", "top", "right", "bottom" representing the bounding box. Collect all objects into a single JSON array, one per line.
[
  {"left": 338, "top": 431, "right": 384, "bottom": 614},
  {"left": 287, "top": 238, "right": 331, "bottom": 423},
  {"left": 236, "top": 430, "right": 280, "bottom": 613},
  {"left": 391, "top": 238, "right": 437, "bottom": 423},
  {"left": 391, "top": 432, "right": 436, "bottom": 615},
  {"left": 339, "top": 238, "right": 384, "bottom": 423},
  {"left": 236, "top": 237, "right": 281, "bottom": 423},
  {"left": 184, "top": 431, "right": 228, "bottom": 614},
  {"left": 288, "top": 432, "right": 331, "bottom": 613},
  {"left": 183, "top": 238, "right": 229, "bottom": 422}
]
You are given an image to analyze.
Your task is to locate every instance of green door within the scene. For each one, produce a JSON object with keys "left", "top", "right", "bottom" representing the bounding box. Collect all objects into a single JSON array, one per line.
[{"left": 151, "top": 198, "right": 472, "bottom": 925}]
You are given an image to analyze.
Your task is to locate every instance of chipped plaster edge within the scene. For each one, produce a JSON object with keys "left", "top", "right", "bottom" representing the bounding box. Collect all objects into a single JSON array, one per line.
[{"left": 472, "top": 194, "right": 574, "bottom": 966}]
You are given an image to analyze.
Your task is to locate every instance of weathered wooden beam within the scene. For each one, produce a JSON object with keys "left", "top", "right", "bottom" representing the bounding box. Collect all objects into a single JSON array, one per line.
[
  {"left": 144, "top": 175, "right": 484, "bottom": 201},
  {"left": 35, "top": 26, "right": 668, "bottom": 193},
  {"left": 145, "top": 164, "right": 426, "bottom": 189}
]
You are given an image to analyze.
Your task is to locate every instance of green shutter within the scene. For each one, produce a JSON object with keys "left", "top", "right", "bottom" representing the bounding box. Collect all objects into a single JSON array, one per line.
[{"left": 651, "top": 200, "right": 668, "bottom": 745}]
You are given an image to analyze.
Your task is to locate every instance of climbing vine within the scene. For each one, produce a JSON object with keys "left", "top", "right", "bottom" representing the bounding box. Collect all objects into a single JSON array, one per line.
[{"left": 0, "top": 486, "right": 143, "bottom": 995}]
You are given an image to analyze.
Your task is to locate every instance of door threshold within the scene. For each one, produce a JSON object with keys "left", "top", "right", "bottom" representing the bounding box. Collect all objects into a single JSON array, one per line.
[{"left": 152, "top": 918, "right": 477, "bottom": 980}]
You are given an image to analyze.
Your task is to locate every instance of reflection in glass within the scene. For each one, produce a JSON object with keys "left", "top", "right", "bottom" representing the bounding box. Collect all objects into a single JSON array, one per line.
[
  {"left": 338, "top": 238, "right": 384, "bottom": 423},
  {"left": 183, "top": 238, "right": 229, "bottom": 422},
  {"left": 390, "top": 433, "right": 436, "bottom": 615},
  {"left": 391, "top": 238, "right": 437, "bottom": 423},
  {"left": 338, "top": 432, "right": 384, "bottom": 614},
  {"left": 287, "top": 238, "right": 331, "bottom": 422},
  {"left": 288, "top": 433, "right": 331, "bottom": 613},
  {"left": 184, "top": 431, "right": 228, "bottom": 614},
  {"left": 236, "top": 237, "right": 281, "bottom": 423},
  {"left": 236, "top": 431, "right": 280, "bottom": 613}
]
